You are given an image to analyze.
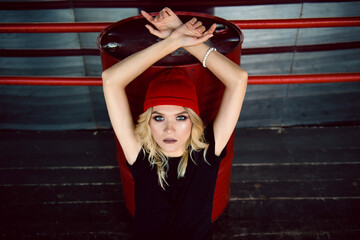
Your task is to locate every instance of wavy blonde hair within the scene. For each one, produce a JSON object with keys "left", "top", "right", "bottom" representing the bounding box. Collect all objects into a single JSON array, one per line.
[{"left": 134, "top": 107, "right": 209, "bottom": 189}]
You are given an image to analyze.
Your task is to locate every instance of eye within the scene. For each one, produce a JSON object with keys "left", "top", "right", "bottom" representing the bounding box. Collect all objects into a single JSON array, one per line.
[
  {"left": 153, "top": 115, "right": 164, "bottom": 121},
  {"left": 176, "top": 115, "right": 188, "bottom": 121}
]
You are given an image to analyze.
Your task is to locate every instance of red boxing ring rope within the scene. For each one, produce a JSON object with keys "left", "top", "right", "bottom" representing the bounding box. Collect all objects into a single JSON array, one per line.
[
  {"left": 233, "top": 17, "right": 360, "bottom": 29},
  {"left": 1, "top": 73, "right": 359, "bottom": 86},
  {"left": 0, "top": 17, "right": 360, "bottom": 33}
]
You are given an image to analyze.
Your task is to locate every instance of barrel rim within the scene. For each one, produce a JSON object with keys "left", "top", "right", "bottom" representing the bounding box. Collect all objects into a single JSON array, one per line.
[{"left": 97, "top": 11, "right": 244, "bottom": 68}]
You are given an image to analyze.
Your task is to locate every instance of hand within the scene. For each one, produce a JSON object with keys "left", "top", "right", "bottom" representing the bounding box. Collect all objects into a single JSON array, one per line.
[
  {"left": 169, "top": 18, "right": 216, "bottom": 47},
  {"left": 141, "top": 7, "right": 183, "bottom": 39}
]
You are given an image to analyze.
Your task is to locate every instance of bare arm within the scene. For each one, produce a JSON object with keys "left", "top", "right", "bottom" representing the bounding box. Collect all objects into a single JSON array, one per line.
[
  {"left": 184, "top": 44, "right": 248, "bottom": 156},
  {"left": 102, "top": 39, "right": 178, "bottom": 165},
  {"left": 102, "top": 18, "right": 214, "bottom": 165}
]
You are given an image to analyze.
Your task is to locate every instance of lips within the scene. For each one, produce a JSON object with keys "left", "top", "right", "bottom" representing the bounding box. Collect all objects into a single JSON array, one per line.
[{"left": 163, "top": 138, "right": 177, "bottom": 144}]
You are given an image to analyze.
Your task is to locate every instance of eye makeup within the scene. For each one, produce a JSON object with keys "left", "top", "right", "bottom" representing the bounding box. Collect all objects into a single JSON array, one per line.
[
  {"left": 151, "top": 110, "right": 189, "bottom": 122},
  {"left": 153, "top": 115, "right": 164, "bottom": 121}
]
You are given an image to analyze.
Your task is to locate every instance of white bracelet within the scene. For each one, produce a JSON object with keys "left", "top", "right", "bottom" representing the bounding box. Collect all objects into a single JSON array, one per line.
[{"left": 202, "top": 47, "right": 217, "bottom": 68}]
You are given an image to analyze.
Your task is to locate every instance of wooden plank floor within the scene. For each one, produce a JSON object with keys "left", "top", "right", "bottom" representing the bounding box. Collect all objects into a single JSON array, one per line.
[{"left": 0, "top": 126, "right": 359, "bottom": 239}]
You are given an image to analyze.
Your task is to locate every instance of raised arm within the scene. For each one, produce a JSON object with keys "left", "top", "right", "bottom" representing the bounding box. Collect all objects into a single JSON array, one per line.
[
  {"left": 102, "top": 38, "right": 177, "bottom": 165},
  {"left": 102, "top": 18, "right": 214, "bottom": 165},
  {"left": 185, "top": 44, "right": 248, "bottom": 156}
]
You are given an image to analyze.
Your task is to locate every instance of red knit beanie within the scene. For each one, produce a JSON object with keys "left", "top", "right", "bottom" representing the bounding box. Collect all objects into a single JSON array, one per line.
[{"left": 144, "top": 68, "right": 199, "bottom": 115}]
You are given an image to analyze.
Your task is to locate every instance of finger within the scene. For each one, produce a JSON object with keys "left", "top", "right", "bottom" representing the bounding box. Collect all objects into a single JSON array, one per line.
[
  {"left": 164, "top": 7, "right": 175, "bottom": 16},
  {"left": 145, "top": 24, "right": 162, "bottom": 38},
  {"left": 194, "top": 33, "right": 214, "bottom": 45},
  {"left": 141, "top": 10, "right": 155, "bottom": 23},
  {"left": 204, "top": 23, "right": 217, "bottom": 35},
  {"left": 210, "top": 23, "right": 217, "bottom": 32},
  {"left": 155, "top": 13, "right": 163, "bottom": 22},
  {"left": 158, "top": 8, "right": 170, "bottom": 20},
  {"left": 193, "top": 21, "right": 203, "bottom": 29},
  {"left": 189, "top": 17, "right": 197, "bottom": 25},
  {"left": 153, "top": 9, "right": 163, "bottom": 22},
  {"left": 185, "top": 21, "right": 202, "bottom": 37},
  {"left": 144, "top": 24, "right": 154, "bottom": 32},
  {"left": 186, "top": 18, "right": 201, "bottom": 32},
  {"left": 196, "top": 26, "right": 206, "bottom": 34},
  {"left": 161, "top": 8, "right": 171, "bottom": 17}
]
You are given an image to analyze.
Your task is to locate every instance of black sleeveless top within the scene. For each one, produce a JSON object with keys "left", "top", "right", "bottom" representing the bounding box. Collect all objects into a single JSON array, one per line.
[{"left": 127, "top": 124, "right": 226, "bottom": 240}]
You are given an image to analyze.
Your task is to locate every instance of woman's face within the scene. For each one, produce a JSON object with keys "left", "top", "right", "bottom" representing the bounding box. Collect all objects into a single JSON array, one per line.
[{"left": 149, "top": 105, "right": 192, "bottom": 157}]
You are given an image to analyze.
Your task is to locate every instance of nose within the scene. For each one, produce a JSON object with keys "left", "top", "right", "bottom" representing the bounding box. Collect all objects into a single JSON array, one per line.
[{"left": 164, "top": 120, "right": 175, "bottom": 133}]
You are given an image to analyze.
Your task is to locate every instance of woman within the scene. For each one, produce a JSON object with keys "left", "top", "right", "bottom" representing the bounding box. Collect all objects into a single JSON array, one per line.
[{"left": 102, "top": 8, "right": 248, "bottom": 240}]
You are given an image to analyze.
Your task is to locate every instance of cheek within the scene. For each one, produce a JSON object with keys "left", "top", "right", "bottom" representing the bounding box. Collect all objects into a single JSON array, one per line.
[
  {"left": 178, "top": 121, "right": 192, "bottom": 136},
  {"left": 149, "top": 122, "right": 161, "bottom": 138}
]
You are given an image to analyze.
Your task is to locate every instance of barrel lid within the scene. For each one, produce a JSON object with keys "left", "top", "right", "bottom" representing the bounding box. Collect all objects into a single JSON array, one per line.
[{"left": 98, "top": 12, "right": 243, "bottom": 66}]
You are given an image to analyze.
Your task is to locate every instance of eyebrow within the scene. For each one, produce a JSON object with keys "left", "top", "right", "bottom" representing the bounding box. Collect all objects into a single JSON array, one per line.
[{"left": 152, "top": 111, "right": 188, "bottom": 115}]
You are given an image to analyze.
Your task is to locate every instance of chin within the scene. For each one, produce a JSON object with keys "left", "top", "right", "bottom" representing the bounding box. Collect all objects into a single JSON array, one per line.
[{"left": 161, "top": 146, "right": 184, "bottom": 157}]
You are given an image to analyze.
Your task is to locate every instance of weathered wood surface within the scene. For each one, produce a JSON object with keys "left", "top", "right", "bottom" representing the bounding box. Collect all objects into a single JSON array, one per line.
[{"left": 0, "top": 126, "right": 359, "bottom": 239}]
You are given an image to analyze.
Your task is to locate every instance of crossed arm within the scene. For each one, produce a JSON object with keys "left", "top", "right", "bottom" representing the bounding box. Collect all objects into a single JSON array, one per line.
[{"left": 142, "top": 8, "right": 248, "bottom": 156}]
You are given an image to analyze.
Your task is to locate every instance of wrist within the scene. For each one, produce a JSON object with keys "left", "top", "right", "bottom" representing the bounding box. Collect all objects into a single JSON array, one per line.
[
  {"left": 163, "top": 34, "right": 182, "bottom": 52},
  {"left": 184, "top": 44, "right": 211, "bottom": 62}
]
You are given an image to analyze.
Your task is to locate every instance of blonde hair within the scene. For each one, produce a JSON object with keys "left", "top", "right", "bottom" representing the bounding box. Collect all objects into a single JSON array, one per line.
[{"left": 134, "top": 107, "right": 209, "bottom": 189}]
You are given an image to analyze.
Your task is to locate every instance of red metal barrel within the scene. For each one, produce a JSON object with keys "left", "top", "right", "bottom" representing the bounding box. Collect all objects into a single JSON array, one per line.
[{"left": 97, "top": 12, "right": 243, "bottom": 221}]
